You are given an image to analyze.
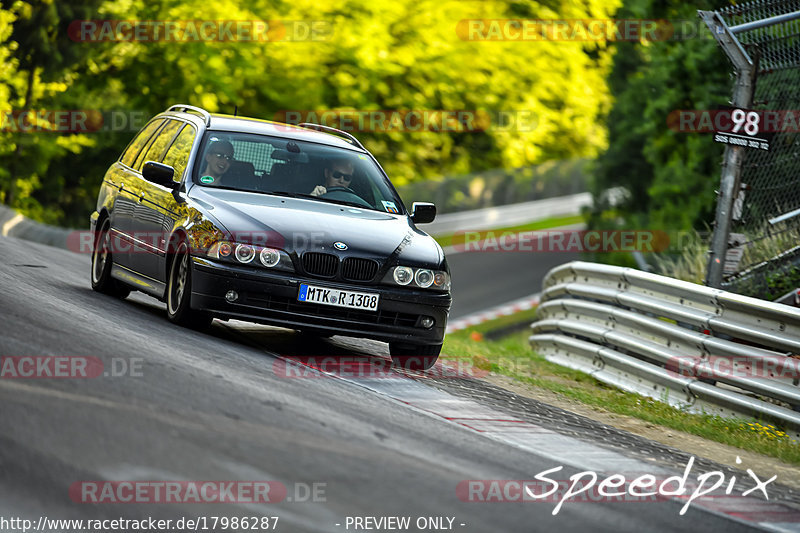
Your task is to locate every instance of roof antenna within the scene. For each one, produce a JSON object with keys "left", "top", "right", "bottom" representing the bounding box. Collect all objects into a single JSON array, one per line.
[{"left": 234, "top": 105, "right": 238, "bottom": 117}]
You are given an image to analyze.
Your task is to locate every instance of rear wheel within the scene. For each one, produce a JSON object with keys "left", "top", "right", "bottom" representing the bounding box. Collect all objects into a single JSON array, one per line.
[
  {"left": 167, "top": 241, "right": 212, "bottom": 329},
  {"left": 389, "top": 342, "right": 441, "bottom": 371},
  {"left": 90, "top": 219, "right": 130, "bottom": 298}
]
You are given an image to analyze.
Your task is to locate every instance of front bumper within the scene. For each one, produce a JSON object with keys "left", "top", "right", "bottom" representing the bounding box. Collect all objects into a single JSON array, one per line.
[{"left": 190, "top": 258, "right": 451, "bottom": 345}]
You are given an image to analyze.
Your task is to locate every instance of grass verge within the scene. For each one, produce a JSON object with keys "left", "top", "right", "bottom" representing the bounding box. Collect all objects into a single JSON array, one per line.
[
  {"left": 441, "top": 308, "right": 800, "bottom": 465},
  {"left": 433, "top": 214, "right": 584, "bottom": 249}
]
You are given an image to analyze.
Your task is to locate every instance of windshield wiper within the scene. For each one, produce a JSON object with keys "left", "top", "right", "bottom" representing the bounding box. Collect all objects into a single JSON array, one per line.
[
  {"left": 289, "top": 193, "right": 374, "bottom": 210},
  {"left": 205, "top": 189, "right": 375, "bottom": 210},
  {"left": 264, "top": 190, "right": 373, "bottom": 210}
]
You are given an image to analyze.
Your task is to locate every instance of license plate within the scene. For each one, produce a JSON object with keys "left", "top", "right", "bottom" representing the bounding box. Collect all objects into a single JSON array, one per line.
[{"left": 297, "top": 284, "right": 379, "bottom": 311}]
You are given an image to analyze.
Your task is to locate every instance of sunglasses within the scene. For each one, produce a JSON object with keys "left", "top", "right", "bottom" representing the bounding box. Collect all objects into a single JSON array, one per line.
[
  {"left": 212, "top": 153, "right": 233, "bottom": 161},
  {"left": 331, "top": 170, "right": 353, "bottom": 181}
]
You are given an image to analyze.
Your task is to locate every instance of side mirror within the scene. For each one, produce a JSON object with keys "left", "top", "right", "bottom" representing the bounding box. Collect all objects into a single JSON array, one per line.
[
  {"left": 142, "top": 161, "right": 176, "bottom": 188},
  {"left": 410, "top": 202, "right": 436, "bottom": 224}
]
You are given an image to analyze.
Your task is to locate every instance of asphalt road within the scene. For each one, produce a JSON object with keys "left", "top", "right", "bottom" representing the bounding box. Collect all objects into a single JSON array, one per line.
[
  {"left": 446, "top": 246, "right": 579, "bottom": 318},
  {"left": 0, "top": 235, "right": 786, "bottom": 532}
]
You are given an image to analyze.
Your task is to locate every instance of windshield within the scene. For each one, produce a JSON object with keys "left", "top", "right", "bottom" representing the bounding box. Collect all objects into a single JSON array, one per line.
[{"left": 193, "top": 131, "right": 405, "bottom": 214}]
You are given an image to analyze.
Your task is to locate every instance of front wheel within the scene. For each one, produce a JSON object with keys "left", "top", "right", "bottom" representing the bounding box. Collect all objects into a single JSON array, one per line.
[
  {"left": 167, "top": 241, "right": 212, "bottom": 329},
  {"left": 389, "top": 342, "right": 441, "bottom": 371},
  {"left": 90, "top": 219, "right": 130, "bottom": 298}
]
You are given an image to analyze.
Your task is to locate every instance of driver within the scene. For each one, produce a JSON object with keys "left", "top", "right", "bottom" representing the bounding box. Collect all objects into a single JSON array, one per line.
[{"left": 310, "top": 158, "right": 354, "bottom": 197}]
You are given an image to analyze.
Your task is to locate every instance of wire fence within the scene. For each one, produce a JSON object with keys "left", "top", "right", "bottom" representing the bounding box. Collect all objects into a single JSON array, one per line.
[{"left": 707, "top": 1, "right": 800, "bottom": 297}]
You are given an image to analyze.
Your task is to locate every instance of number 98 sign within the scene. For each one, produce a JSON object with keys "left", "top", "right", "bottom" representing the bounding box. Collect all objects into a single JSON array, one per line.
[
  {"left": 731, "top": 108, "right": 760, "bottom": 136},
  {"left": 713, "top": 106, "right": 771, "bottom": 151}
]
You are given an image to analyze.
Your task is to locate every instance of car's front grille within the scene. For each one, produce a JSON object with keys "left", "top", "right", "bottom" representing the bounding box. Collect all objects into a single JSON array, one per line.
[
  {"left": 342, "top": 257, "right": 379, "bottom": 282},
  {"left": 301, "top": 253, "right": 381, "bottom": 282},
  {"left": 302, "top": 252, "right": 338, "bottom": 277},
  {"left": 246, "top": 293, "right": 419, "bottom": 328}
]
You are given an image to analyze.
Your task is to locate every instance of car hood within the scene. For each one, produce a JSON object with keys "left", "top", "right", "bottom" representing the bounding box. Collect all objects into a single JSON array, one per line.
[{"left": 189, "top": 187, "right": 443, "bottom": 265}]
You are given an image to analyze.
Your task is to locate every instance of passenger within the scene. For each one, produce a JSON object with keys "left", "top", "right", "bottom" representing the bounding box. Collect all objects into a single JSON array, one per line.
[{"left": 199, "top": 140, "right": 234, "bottom": 185}]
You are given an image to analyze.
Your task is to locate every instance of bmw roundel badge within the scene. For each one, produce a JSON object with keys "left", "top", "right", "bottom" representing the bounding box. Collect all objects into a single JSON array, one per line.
[{"left": 333, "top": 241, "right": 348, "bottom": 251}]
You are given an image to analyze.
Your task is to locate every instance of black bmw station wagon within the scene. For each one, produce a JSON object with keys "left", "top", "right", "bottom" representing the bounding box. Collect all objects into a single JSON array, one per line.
[{"left": 90, "top": 105, "right": 451, "bottom": 369}]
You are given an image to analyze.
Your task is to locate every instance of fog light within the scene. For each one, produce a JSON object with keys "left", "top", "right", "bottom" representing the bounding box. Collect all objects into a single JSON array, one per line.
[
  {"left": 225, "top": 290, "right": 239, "bottom": 303},
  {"left": 420, "top": 316, "right": 434, "bottom": 329}
]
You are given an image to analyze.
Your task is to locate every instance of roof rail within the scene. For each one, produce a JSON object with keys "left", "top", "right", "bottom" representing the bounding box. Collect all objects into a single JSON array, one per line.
[
  {"left": 166, "top": 104, "right": 211, "bottom": 126},
  {"left": 297, "top": 122, "right": 366, "bottom": 151}
]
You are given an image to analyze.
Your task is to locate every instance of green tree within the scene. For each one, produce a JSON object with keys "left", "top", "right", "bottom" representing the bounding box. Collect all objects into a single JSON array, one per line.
[
  {"left": 589, "top": 0, "right": 732, "bottom": 265},
  {"left": 0, "top": 0, "right": 104, "bottom": 222},
  {"left": 3, "top": 0, "right": 622, "bottom": 226},
  {"left": 0, "top": 6, "right": 20, "bottom": 197}
]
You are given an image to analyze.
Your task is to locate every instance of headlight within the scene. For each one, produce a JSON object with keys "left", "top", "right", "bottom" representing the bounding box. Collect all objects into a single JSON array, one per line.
[
  {"left": 385, "top": 266, "right": 449, "bottom": 291},
  {"left": 235, "top": 244, "right": 256, "bottom": 263},
  {"left": 259, "top": 247, "right": 280, "bottom": 267},
  {"left": 393, "top": 266, "right": 413, "bottom": 285},
  {"left": 208, "top": 240, "right": 294, "bottom": 272},
  {"left": 414, "top": 269, "right": 434, "bottom": 288}
]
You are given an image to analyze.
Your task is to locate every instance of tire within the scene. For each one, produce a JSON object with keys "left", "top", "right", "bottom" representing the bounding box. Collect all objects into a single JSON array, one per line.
[
  {"left": 90, "top": 219, "right": 131, "bottom": 298},
  {"left": 166, "top": 240, "right": 213, "bottom": 329},
  {"left": 389, "top": 342, "right": 441, "bottom": 371}
]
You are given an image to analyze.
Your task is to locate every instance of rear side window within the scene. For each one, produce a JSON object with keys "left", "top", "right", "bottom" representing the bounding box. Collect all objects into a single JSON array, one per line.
[
  {"left": 135, "top": 119, "right": 183, "bottom": 171},
  {"left": 162, "top": 124, "right": 197, "bottom": 182},
  {"left": 229, "top": 138, "right": 278, "bottom": 176},
  {"left": 120, "top": 119, "right": 164, "bottom": 168}
]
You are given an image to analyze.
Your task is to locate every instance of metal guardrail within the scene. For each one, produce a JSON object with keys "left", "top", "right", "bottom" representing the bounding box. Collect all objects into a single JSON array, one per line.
[
  {"left": 529, "top": 261, "right": 800, "bottom": 438},
  {"left": 424, "top": 192, "right": 591, "bottom": 236},
  {"left": 0, "top": 205, "right": 71, "bottom": 248}
]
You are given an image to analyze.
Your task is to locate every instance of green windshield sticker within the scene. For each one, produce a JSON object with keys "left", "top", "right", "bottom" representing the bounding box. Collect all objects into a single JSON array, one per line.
[
  {"left": 200, "top": 175, "right": 215, "bottom": 184},
  {"left": 358, "top": 154, "right": 368, "bottom": 160}
]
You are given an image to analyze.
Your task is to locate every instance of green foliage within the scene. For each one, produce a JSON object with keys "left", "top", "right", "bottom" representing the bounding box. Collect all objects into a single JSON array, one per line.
[
  {"left": 588, "top": 0, "right": 733, "bottom": 266},
  {"left": 443, "top": 324, "right": 800, "bottom": 464},
  {"left": 0, "top": 0, "right": 620, "bottom": 226},
  {"left": 1, "top": 0, "right": 108, "bottom": 220},
  {"left": 762, "top": 265, "right": 800, "bottom": 301},
  {"left": 396, "top": 158, "right": 591, "bottom": 213},
  {"left": 0, "top": 6, "right": 19, "bottom": 203}
]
